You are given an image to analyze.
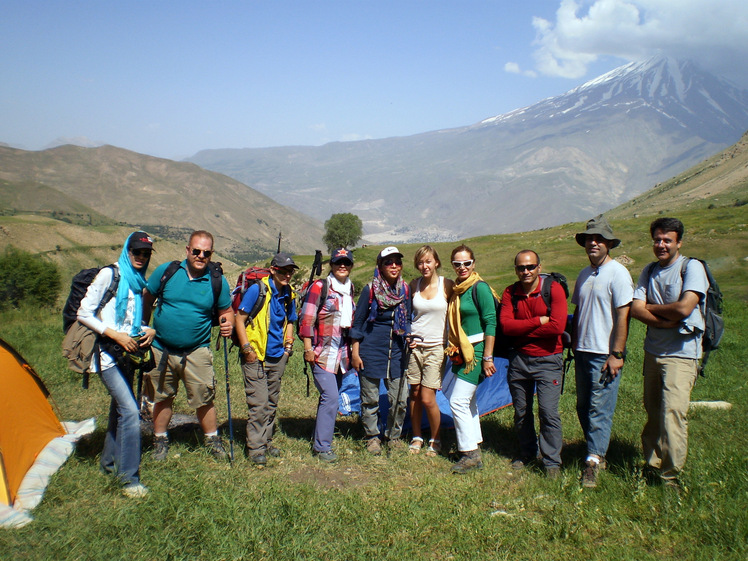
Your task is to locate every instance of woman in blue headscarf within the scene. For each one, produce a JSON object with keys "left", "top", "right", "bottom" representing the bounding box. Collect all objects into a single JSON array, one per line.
[{"left": 77, "top": 231, "right": 156, "bottom": 498}]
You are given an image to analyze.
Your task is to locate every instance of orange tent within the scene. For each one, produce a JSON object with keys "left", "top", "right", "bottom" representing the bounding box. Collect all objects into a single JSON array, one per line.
[{"left": 0, "top": 338, "right": 70, "bottom": 527}]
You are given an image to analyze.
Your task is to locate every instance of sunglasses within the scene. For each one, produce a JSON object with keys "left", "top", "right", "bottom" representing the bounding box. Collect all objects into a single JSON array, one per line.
[
  {"left": 275, "top": 267, "right": 295, "bottom": 276},
  {"left": 382, "top": 258, "right": 402, "bottom": 267},
  {"left": 333, "top": 260, "right": 353, "bottom": 267},
  {"left": 130, "top": 249, "right": 152, "bottom": 258},
  {"left": 190, "top": 248, "right": 213, "bottom": 258},
  {"left": 515, "top": 264, "right": 539, "bottom": 272},
  {"left": 452, "top": 260, "right": 474, "bottom": 269}
]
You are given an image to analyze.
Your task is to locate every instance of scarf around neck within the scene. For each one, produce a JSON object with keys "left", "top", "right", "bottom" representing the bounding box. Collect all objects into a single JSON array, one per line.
[
  {"left": 328, "top": 273, "right": 353, "bottom": 328},
  {"left": 447, "top": 271, "right": 483, "bottom": 374},
  {"left": 367, "top": 267, "right": 408, "bottom": 336}
]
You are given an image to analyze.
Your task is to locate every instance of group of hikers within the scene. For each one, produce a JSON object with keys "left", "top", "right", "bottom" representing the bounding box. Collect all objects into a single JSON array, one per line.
[{"left": 78, "top": 215, "right": 709, "bottom": 498}]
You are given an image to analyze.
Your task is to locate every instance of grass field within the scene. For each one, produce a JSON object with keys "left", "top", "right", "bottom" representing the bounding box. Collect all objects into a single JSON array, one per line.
[{"left": 1, "top": 208, "right": 747, "bottom": 560}]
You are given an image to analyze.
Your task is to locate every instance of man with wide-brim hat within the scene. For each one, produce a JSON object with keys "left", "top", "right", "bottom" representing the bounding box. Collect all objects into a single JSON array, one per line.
[{"left": 571, "top": 214, "right": 633, "bottom": 488}]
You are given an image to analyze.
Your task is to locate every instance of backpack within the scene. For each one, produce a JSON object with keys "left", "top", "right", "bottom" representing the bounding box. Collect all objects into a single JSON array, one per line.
[
  {"left": 156, "top": 260, "right": 224, "bottom": 326},
  {"left": 230, "top": 267, "right": 292, "bottom": 347},
  {"left": 645, "top": 257, "right": 723, "bottom": 376},
  {"left": 472, "top": 273, "right": 571, "bottom": 359},
  {"left": 61, "top": 265, "right": 120, "bottom": 387}
]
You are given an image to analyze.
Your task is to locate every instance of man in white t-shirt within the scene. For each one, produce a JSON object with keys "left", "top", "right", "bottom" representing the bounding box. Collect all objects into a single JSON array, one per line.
[
  {"left": 572, "top": 215, "right": 633, "bottom": 488},
  {"left": 631, "top": 217, "right": 708, "bottom": 489}
]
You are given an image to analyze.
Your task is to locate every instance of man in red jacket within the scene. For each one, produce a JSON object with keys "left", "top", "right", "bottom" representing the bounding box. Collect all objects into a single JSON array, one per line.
[{"left": 500, "top": 250, "right": 567, "bottom": 477}]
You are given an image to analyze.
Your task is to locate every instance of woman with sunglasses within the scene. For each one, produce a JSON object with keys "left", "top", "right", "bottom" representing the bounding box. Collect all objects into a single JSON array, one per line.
[
  {"left": 446, "top": 244, "right": 497, "bottom": 474},
  {"left": 351, "top": 246, "right": 412, "bottom": 455},
  {"left": 77, "top": 231, "right": 156, "bottom": 498},
  {"left": 406, "top": 245, "right": 454, "bottom": 456},
  {"left": 299, "top": 248, "right": 356, "bottom": 463}
]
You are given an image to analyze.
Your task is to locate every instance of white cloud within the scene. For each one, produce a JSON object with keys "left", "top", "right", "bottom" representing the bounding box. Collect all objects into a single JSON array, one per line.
[
  {"left": 504, "top": 62, "right": 538, "bottom": 78},
  {"left": 526, "top": 0, "right": 748, "bottom": 82}
]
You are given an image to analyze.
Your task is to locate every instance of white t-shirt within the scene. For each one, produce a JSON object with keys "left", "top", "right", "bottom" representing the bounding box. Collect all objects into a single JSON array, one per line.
[{"left": 572, "top": 259, "right": 634, "bottom": 355}]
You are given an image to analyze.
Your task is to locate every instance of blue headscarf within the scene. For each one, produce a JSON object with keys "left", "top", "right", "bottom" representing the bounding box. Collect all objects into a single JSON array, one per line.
[{"left": 115, "top": 232, "right": 150, "bottom": 336}]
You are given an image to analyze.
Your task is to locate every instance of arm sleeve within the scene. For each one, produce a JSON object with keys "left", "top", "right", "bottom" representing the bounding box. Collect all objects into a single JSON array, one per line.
[
  {"left": 499, "top": 286, "right": 541, "bottom": 336},
  {"left": 683, "top": 259, "right": 708, "bottom": 300},
  {"left": 298, "top": 281, "right": 324, "bottom": 339},
  {"left": 349, "top": 285, "right": 371, "bottom": 341},
  {"left": 475, "top": 282, "right": 496, "bottom": 337},
  {"left": 77, "top": 267, "right": 114, "bottom": 335},
  {"left": 529, "top": 281, "right": 567, "bottom": 337},
  {"left": 633, "top": 267, "right": 649, "bottom": 302},
  {"left": 237, "top": 283, "right": 260, "bottom": 313}
]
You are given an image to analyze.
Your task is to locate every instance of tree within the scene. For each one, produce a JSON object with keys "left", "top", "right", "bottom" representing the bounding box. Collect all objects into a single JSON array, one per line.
[
  {"left": 0, "top": 247, "right": 61, "bottom": 310},
  {"left": 323, "top": 213, "right": 363, "bottom": 252}
]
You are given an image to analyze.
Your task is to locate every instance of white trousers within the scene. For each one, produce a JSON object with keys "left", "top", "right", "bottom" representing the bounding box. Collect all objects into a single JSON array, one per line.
[{"left": 449, "top": 377, "right": 482, "bottom": 452}]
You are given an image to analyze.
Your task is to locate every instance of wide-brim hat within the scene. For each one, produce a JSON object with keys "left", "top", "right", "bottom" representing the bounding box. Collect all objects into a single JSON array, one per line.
[
  {"left": 128, "top": 231, "right": 154, "bottom": 251},
  {"left": 271, "top": 252, "right": 299, "bottom": 269},
  {"left": 377, "top": 246, "right": 403, "bottom": 263},
  {"left": 575, "top": 215, "right": 621, "bottom": 248}
]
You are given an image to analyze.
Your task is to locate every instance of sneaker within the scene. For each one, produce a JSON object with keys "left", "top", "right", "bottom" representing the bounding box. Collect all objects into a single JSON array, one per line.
[
  {"left": 581, "top": 461, "right": 599, "bottom": 488},
  {"left": 425, "top": 439, "right": 441, "bottom": 457},
  {"left": 314, "top": 450, "right": 338, "bottom": 463},
  {"left": 267, "top": 446, "right": 281, "bottom": 458},
  {"left": 366, "top": 437, "right": 382, "bottom": 456},
  {"left": 511, "top": 458, "right": 529, "bottom": 470},
  {"left": 152, "top": 436, "right": 169, "bottom": 461},
  {"left": 249, "top": 453, "right": 267, "bottom": 466},
  {"left": 451, "top": 450, "right": 483, "bottom": 474},
  {"left": 205, "top": 435, "right": 228, "bottom": 460},
  {"left": 545, "top": 466, "right": 561, "bottom": 479},
  {"left": 122, "top": 484, "right": 149, "bottom": 498}
]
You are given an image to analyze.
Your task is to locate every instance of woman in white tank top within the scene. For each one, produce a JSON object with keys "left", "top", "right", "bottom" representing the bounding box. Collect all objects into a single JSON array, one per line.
[{"left": 406, "top": 246, "right": 454, "bottom": 456}]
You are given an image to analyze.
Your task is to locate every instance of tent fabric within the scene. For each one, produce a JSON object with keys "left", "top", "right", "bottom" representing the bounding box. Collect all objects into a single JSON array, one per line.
[
  {"left": 337, "top": 356, "right": 513, "bottom": 430},
  {"left": 0, "top": 339, "right": 94, "bottom": 529}
]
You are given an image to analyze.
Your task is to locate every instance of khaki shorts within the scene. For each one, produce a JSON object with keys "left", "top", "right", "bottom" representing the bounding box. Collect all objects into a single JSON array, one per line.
[
  {"left": 148, "top": 346, "right": 216, "bottom": 410},
  {"left": 406, "top": 345, "right": 445, "bottom": 390}
]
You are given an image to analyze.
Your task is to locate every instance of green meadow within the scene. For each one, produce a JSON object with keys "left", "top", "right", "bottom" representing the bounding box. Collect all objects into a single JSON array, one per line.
[{"left": 1, "top": 206, "right": 747, "bottom": 560}]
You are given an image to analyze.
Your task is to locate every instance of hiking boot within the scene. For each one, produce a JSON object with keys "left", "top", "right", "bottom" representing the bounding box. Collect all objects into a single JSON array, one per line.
[
  {"left": 249, "top": 453, "right": 267, "bottom": 466},
  {"left": 511, "top": 457, "right": 529, "bottom": 470},
  {"left": 122, "top": 483, "right": 149, "bottom": 498},
  {"left": 366, "top": 437, "right": 382, "bottom": 456},
  {"left": 451, "top": 449, "right": 483, "bottom": 474},
  {"left": 545, "top": 466, "right": 561, "bottom": 479},
  {"left": 267, "top": 446, "right": 281, "bottom": 458},
  {"left": 314, "top": 450, "right": 338, "bottom": 463},
  {"left": 205, "top": 435, "right": 228, "bottom": 460},
  {"left": 581, "top": 461, "right": 599, "bottom": 488},
  {"left": 152, "top": 436, "right": 169, "bottom": 461}
]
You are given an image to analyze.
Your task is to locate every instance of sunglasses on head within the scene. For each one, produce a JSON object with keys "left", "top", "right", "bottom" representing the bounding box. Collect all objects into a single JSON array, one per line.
[
  {"left": 190, "top": 248, "right": 213, "bottom": 258},
  {"left": 382, "top": 258, "right": 402, "bottom": 267},
  {"left": 130, "top": 249, "right": 152, "bottom": 258},
  {"left": 515, "top": 264, "right": 539, "bottom": 272},
  {"left": 452, "top": 260, "right": 474, "bottom": 269}
]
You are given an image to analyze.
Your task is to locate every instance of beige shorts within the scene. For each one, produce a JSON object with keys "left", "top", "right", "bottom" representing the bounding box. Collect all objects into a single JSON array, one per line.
[
  {"left": 406, "top": 345, "right": 445, "bottom": 390},
  {"left": 148, "top": 346, "right": 216, "bottom": 410}
]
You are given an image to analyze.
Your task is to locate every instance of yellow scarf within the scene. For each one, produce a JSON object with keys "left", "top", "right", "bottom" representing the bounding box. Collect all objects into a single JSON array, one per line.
[{"left": 447, "top": 271, "right": 483, "bottom": 374}]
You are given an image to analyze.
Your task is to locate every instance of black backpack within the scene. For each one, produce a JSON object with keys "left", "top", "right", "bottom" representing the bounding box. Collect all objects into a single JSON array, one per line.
[{"left": 645, "top": 257, "right": 723, "bottom": 376}]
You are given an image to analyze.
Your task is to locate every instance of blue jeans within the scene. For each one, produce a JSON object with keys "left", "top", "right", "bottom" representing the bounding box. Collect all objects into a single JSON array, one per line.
[
  {"left": 99, "top": 365, "right": 141, "bottom": 487},
  {"left": 575, "top": 351, "right": 622, "bottom": 458},
  {"left": 312, "top": 364, "right": 343, "bottom": 453}
]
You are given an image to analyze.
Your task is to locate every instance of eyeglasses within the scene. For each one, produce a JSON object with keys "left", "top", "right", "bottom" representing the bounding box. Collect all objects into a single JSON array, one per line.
[
  {"left": 190, "top": 248, "right": 213, "bottom": 258},
  {"left": 382, "top": 258, "right": 402, "bottom": 267},
  {"left": 452, "top": 260, "right": 474, "bottom": 269},
  {"left": 130, "top": 249, "right": 152, "bottom": 258},
  {"left": 515, "top": 264, "right": 539, "bottom": 272},
  {"left": 333, "top": 260, "right": 353, "bottom": 267}
]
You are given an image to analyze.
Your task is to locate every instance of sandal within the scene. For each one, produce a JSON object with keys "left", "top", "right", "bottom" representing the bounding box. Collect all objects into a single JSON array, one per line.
[
  {"left": 425, "top": 439, "right": 441, "bottom": 457},
  {"left": 409, "top": 437, "right": 424, "bottom": 454}
]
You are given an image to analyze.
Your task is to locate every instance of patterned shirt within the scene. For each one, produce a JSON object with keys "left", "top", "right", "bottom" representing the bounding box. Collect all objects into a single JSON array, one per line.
[{"left": 298, "top": 277, "right": 354, "bottom": 374}]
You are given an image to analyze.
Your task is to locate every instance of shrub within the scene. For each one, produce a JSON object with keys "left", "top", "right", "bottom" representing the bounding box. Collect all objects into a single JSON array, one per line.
[{"left": 0, "top": 246, "right": 61, "bottom": 309}]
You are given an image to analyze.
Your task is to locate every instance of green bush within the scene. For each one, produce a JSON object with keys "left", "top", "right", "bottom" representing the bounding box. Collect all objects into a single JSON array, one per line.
[{"left": 0, "top": 246, "right": 61, "bottom": 309}]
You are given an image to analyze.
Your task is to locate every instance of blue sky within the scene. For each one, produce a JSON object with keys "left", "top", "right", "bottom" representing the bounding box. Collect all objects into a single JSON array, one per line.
[{"left": 2, "top": 1, "right": 747, "bottom": 160}]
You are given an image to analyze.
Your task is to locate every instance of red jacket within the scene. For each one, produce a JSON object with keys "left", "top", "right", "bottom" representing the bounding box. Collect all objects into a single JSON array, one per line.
[{"left": 500, "top": 277, "right": 567, "bottom": 356}]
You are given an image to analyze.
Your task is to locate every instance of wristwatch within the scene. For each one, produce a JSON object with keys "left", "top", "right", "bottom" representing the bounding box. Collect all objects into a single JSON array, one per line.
[{"left": 610, "top": 350, "right": 626, "bottom": 360}]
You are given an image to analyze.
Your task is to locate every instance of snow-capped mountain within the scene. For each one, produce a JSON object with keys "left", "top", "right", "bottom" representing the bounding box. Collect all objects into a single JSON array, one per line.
[{"left": 189, "top": 56, "right": 748, "bottom": 242}]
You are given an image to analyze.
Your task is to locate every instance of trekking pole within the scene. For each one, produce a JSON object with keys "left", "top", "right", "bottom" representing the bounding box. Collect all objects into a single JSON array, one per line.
[{"left": 221, "top": 318, "right": 235, "bottom": 464}]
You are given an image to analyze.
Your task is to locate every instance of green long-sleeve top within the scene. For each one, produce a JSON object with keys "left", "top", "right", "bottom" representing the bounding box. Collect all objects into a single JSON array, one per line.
[{"left": 452, "top": 281, "right": 497, "bottom": 385}]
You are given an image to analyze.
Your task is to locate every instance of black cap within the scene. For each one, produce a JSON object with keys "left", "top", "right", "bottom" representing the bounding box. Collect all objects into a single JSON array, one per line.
[{"left": 129, "top": 231, "right": 154, "bottom": 251}]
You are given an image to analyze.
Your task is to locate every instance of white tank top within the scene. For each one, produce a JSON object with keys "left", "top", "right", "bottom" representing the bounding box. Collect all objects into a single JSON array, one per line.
[{"left": 411, "top": 276, "right": 448, "bottom": 346}]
